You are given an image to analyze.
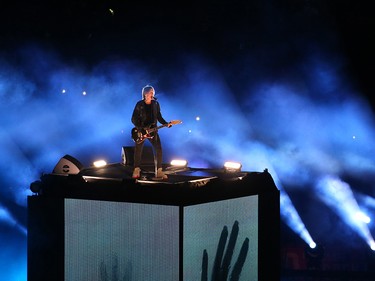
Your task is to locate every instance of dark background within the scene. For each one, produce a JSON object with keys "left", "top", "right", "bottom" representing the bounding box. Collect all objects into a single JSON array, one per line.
[
  {"left": 1, "top": 1, "right": 374, "bottom": 83},
  {"left": 1, "top": 1, "right": 374, "bottom": 106}
]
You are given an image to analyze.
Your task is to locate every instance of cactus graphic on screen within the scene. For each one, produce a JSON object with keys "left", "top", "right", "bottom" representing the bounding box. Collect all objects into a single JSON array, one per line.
[{"left": 201, "top": 220, "right": 249, "bottom": 281}]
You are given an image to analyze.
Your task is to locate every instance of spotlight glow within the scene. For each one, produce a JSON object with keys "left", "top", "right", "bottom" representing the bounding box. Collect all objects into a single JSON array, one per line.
[
  {"left": 370, "top": 240, "right": 375, "bottom": 251},
  {"left": 309, "top": 241, "right": 317, "bottom": 249},
  {"left": 316, "top": 176, "right": 375, "bottom": 249},
  {"left": 0, "top": 205, "right": 27, "bottom": 235},
  {"left": 223, "top": 161, "right": 242, "bottom": 172},
  {"left": 280, "top": 190, "right": 315, "bottom": 246},
  {"left": 93, "top": 160, "right": 107, "bottom": 167},
  {"left": 354, "top": 211, "right": 371, "bottom": 224},
  {"left": 170, "top": 159, "right": 188, "bottom": 167}
]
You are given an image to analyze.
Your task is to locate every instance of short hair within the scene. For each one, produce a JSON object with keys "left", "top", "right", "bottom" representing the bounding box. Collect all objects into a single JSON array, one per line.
[{"left": 142, "top": 85, "right": 155, "bottom": 99}]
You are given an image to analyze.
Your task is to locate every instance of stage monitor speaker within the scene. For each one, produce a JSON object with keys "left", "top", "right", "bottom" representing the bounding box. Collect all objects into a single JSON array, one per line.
[
  {"left": 121, "top": 146, "right": 155, "bottom": 166},
  {"left": 52, "top": 155, "right": 83, "bottom": 175}
]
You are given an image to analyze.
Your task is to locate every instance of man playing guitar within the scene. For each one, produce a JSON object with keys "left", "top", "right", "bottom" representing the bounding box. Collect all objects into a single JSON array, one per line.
[{"left": 131, "top": 85, "right": 172, "bottom": 179}]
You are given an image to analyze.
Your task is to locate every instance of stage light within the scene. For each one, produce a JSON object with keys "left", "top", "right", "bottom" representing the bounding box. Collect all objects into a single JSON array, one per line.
[
  {"left": 304, "top": 243, "right": 325, "bottom": 270},
  {"left": 170, "top": 159, "right": 188, "bottom": 167},
  {"left": 166, "top": 159, "right": 189, "bottom": 173},
  {"left": 223, "top": 161, "right": 242, "bottom": 172},
  {"left": 53, "top": 155, "right": 83, "bottom": 175},
  {"left": 93, "top": 160, "right": 107, "bottom": 167},
  {"left": 309, "top": 241, "right": 317, "bottom": 249}
]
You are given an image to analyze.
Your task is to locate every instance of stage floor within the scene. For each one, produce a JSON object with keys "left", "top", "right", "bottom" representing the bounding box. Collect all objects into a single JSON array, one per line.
[
  {"left": 33, "top": 161, "right": 278, "bottom": 205},
  {"left": 79, "top": 163, "right": 222, "bottom": 185}
]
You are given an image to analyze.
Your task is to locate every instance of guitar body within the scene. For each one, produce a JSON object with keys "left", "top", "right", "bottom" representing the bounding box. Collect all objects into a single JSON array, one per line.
[
  {"left": 131, "top": 127, "right": 155, "bottom": 144},
  {"left": 131, "top": 120, "right": 182, "bottom": 144}
]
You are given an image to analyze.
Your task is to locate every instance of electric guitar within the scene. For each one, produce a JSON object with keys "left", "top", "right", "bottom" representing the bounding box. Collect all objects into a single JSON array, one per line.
[{"left": 131, "top": 120, "right": 182, "bottom": 144}]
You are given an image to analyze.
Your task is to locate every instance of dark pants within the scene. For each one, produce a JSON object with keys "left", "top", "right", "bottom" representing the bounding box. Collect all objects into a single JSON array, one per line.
[{"left": 133, "top": 133, "right": 163, "bottom": 169}]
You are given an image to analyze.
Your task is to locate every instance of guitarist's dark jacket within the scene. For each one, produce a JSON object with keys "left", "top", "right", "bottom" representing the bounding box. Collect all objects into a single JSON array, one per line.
[{"left": 131, "top": 100, "right": 168, "bottom": 129}]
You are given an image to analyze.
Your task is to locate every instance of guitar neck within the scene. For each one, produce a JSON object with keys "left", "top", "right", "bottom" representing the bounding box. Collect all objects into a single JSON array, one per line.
[
  {"left": 149, "top": 124, "right": 167, "bottom": 133},
  {"left": 146, "top": 120, "right": 181, "bottom": 133}
]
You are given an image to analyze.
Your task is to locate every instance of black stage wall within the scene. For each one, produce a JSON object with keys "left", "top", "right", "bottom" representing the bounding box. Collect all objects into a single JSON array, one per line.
[{"left": 28, "top": 170, "right": 280, "bottom": 281}]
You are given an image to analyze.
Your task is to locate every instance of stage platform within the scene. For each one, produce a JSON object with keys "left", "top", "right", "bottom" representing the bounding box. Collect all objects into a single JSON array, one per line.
[
  {"left": 28, "top": 154, "right": 281, "bottom": 281},
  {"left": 33, "top": 160, "right": 279, "bottom": 205}
]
